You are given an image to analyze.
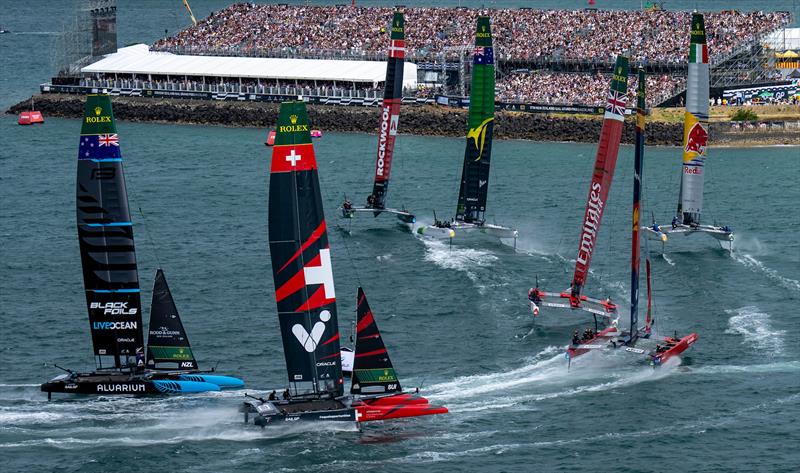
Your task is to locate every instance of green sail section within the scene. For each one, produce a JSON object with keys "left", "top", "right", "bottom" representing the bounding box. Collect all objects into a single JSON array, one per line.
[
  {"left": 147, "top": 346, "right": 195, "bottom": 361},
  {"left": 390, "top": 11, "right": 404, "bottom": 40},
  {"left": 455, "top": 15, "right": 496, "bottom": 223},
  {"left": 273, "top": 102, "right": 313, "bottom": 147},
  {"left": 81, "top": 94, "right": 117, "bottom": 135}
]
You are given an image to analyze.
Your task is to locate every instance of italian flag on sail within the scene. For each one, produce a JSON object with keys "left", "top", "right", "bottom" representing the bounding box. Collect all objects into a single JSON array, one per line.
[{"left": 689, "top": 43, "right": 709, "bottom": 64}]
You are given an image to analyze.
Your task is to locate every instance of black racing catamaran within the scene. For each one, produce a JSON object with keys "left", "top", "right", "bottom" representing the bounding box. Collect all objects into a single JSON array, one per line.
[
  {"left": 241, "top": 101, "right": 446, "bottom": 426},
  {"left": 644, "top": 13, "right": 733, "bottom": 250},
  {"left": 340, "top": 11, "right": 415, "bottom": 224},
  {"left": 145, "top": 268, "right": 244, "bottom": 388},
  {"left": 418, "top": 16, "right": 517, "bottom": 242},
  {"left": 41, "top": 95, "right": 242, "bottom": 398},
  {"left": 564, "top": 70, "right": 698, "bottom": 366}
]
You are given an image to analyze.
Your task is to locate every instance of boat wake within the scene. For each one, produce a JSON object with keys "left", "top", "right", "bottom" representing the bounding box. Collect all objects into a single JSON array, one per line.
[
  {"left": 0, "top": 388, "right": 356, "bottom": 449},
  {"left": 731, "top": 252, "right": 800, "bottom": 293},
  {"left": 424, "top": 346, "right": 680, "bottom": 415},
  {"left": 724, "top": 306, "right": 786, "bottom": 355},
  {"left": 418, "top": 234, "right": 498, "bottom": 286}
]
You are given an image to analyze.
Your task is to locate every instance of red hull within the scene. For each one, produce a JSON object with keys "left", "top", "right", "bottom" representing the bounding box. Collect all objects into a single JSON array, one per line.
[
  {"left": 652, "top": 332, "right": 698, "bottom": 365},
  {"left": 265, "top": 130, "right": 276, "bottom": 146},
  {"left": 355, "top": 392, "right": 447, "bottom": 422}
]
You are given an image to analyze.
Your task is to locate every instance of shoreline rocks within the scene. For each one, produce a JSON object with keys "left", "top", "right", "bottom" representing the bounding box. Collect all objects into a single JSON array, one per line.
[{"left": 8, "top": 94, "right": 799, "bottom": 147}]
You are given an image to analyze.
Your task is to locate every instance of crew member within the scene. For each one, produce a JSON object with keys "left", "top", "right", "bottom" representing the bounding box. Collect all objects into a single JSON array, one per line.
[
  {"left": 572, "top": 331, "right": 580, "bottom": 345},
  {"left": 342, "top": 199, "right": 353, "bottom": 211},
  {"left": 366, "top": 194, "right": 375, "bottom": 207},
  {"left": 268, "top": 390, "right": 276, "bottom": 401},
  {"left": 672, "top": 216, "right": 679, "bottom": 229},
  {"left": 282, "top": 389, "right": 290, "bottom": 400}
]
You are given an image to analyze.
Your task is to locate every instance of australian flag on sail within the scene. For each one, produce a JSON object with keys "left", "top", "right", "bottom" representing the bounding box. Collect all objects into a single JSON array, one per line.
[
  {"left": 473, "top": 46, "right": 494, "bottom": 65},
  {"left": 78, "top": 134, "right": 121, "bottom": 161}
]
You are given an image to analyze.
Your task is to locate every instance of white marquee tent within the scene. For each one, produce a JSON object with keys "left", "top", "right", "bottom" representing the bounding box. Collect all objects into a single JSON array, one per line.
[{"left": 82, "top": 44, "right": 418, "bottom": 87}]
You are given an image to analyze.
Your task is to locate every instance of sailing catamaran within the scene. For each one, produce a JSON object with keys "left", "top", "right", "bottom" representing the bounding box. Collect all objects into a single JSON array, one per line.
[
  {"left": 144, "top": 268, "right": 244, "bottom": 388},
  {"left": 565, "top": 70, "right": 698, "bottom": 365},
  {"left": 527, "top": 56, "right": 630, "bottom": 325},
  {"left": 340, "top": 12, "right": 415, "bottom": 224},
  {"left": 241, "top": 101, "right": 446, "bottom": 426},
  {"left": 418, "top": 16, "right": 517, "bottom": 241},
  {"left": 644, "top": 13, "right": 734, "bottom": 250},
  {"left": 41, "top": 95, "right": 242, "bottom": 398}
]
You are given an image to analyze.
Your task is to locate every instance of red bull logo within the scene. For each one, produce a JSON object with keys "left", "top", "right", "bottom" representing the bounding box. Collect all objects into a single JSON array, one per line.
[{"left": 684, "top": 122, "right": 707, "bottom": 156}]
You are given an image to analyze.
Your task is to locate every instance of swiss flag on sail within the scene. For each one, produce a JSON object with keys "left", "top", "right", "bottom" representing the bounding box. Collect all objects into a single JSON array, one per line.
[{"left": 270, "top": 143, "right": 317, "bottom": 173}]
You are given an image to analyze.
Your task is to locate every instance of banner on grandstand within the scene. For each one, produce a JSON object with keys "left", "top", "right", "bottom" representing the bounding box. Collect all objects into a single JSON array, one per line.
[
  {"left": 722, "top": 82, "right": 798, "bottom": 104},
  {"left": 435, "top": 95, "right": 604, "bottom": 114},
  {"left": 40, "top": 84, "right": 436, "bottom": 107}
]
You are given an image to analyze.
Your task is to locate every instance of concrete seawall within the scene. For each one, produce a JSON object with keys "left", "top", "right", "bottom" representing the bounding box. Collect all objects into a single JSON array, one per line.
[{"left": 8, "top": 94, "right": 799, "bottom": 147}]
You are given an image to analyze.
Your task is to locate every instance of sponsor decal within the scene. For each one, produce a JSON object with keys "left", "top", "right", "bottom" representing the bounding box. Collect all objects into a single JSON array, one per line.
[
  {"left": 683, "top": 166, "right": 703, "bottom": 175},
  {"left": 684, "top": 121, "right": 708, "bottom": 157},
  {"left": 93, "top": 321, "right": 138, "bottom": 330},
  {"left": 85, "top": 116, "right": 112, "bottom": 124},
  {"left": 318, "top": 414, "right": 352, "bottom": 419},
  {"left": 278, "top": 124, "right": 309, "bottom": 133},
  {"left": 625, "top": 347, "right": 646, "bottom": 354},
  {"left": 116, "top": 337, "right": 135, "bottom": 343},
  {"left": 149, "top": 327, "right": 181, "bottom": 337},
  {"left": 376, "top": 106, "right": 391, "bottom": 176},
  {"left": 65, "top": 384, "right": 78, "bottom": 390},
  {"left": 316, "top": 361, "right": 337, "bottom": 367},
  {"left": 97, "top": 383, "right": 146, "bottom": 393},
  {"left": 293, "top": 374, "right": 303, "bottom": 381},
  {"left": 90, "top": 168, "right": 116, "bottom": 180},
  {"left": 293, "top": 310, "right": 331, "bottom": 352},
  {"left": 576, "top": 182, "right": 604, "bottom": 267},
  {"left": 90, "top": 302, "right": 138, "bottom": 315},
  {"left": 180, "top": 361, "right": 195, "bottom": 368},
  {"left": 466, "top": 117, "right": 493, "bottom": 161}
]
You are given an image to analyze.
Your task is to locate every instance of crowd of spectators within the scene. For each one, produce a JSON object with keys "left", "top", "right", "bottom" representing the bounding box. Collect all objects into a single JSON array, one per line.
[
  {"left": 153, "top": 4, "right": 791, "bottom": 64},
  {"left": 495, "top": 71, "right": 685, "bottom": 106}
]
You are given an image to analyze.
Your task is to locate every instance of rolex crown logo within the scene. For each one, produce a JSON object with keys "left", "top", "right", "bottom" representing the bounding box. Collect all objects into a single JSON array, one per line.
[
  {"left": 290, "top": 114, "right": 298, "bottom": 125},
  {"left": 94, "top": 106, "right": 102, "bottom": 116},
  {"left": 481, "top": 25, "right": 486, "bottom": 32}
]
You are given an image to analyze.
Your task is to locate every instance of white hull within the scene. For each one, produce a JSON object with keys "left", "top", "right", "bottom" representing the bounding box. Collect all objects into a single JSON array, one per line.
[
  {"left": 643, "top": 223, "right": 734, "bottom": 249},
  {"left": 340, "top": 206, "right": 416, "bottom": 224},
  {"left": 417, "top": 220, "right": 518, "bottom": 240}
]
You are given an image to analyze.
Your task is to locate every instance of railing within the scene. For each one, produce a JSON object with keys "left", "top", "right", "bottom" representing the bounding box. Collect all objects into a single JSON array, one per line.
[{"left": 77, "top": 78, "right": 425, "bottom": 99}]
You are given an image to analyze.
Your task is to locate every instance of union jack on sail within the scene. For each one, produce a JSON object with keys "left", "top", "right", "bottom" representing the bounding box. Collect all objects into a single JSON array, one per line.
[
  {"left": 605, "top": 90, "right": 627, "bottom": 119},
  {"left": 99, "top": 134, "right": 120, "bottom": 147}
]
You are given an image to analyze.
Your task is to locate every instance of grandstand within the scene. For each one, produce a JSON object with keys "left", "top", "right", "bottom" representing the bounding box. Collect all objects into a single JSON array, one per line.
[{"left": 50, "top": 4, "right": 793, "bottom": 109}]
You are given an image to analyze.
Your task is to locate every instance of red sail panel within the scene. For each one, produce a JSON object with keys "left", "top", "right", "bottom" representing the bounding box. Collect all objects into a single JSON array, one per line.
[{"left": 571, "top": 56, "right": 629, "bottom": 302}]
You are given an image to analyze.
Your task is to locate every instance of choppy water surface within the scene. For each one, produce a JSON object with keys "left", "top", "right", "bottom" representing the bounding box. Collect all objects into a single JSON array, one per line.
[{"left": 2, "top": 1, "right": 800, "bottom": 472}]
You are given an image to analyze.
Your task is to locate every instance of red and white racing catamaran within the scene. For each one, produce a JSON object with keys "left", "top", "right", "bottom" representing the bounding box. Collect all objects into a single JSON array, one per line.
[
  {"left": 565, "top": 70, "right": 698, "bottom": 366},
  {"left": 242, "top": 101, "right": 446, "bottom": 427},
  {"left": 527, "top": 55, "right": 630, "bottom": 325},
  {"left": 644, "top": 13, "right": 734, "bottom": 250},
  {"left": 340, "top": 11, "right": 415, "bottom": 225}
]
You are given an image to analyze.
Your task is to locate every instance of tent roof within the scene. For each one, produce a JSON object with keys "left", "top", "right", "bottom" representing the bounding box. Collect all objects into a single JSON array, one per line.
[{"left": 82, "top": 44, "right": 418, "bottom": 86}]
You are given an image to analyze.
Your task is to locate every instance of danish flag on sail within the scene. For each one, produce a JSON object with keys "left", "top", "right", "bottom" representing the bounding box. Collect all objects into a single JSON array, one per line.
[{"left": 571, "top": 55, "right": 629, "bottom": 303}]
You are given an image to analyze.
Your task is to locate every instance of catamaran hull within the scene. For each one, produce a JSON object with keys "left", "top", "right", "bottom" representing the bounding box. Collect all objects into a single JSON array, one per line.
[
  {"left": 341, "top": 206, "right": 416, "bottom": 224},
  {"left": 567, "top": 331, "right": 698, "bottom": 365},
  {"left": 41, "top": 372, "right": 220, "bottom": 396},
  {"left": 242, "top": 392, "right": 447, "bottom": 427},
  {"left": 643, "top": 224, "right": 733, "bottom": 247},
  {"left": 417, "top": 221, "right": 517, "bottom": 240}
]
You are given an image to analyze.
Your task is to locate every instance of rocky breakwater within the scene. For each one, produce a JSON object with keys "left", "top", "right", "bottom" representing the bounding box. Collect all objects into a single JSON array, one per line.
[{"left": 3, "top": 93, "right": 717, "bottom": 146}]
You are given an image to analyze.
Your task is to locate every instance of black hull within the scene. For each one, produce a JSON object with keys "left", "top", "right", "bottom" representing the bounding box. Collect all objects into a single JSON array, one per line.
[
  {"left": 242, "top": 398, "right": 356, "bottom": 427},
  {"left": 41, "top": 373, "right": 159, "bottom": 395}
]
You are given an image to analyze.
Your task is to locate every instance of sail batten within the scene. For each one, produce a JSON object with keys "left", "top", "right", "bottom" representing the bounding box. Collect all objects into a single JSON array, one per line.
[
  {"left": 456, "top": 16, "right": 495, "bottom": 224},
  {"left": 77, "top": 95, "right": 144, "bottom": 368},
  {"left": 269, "top": 102, "right": 344, "bottom": 397},
  {"left": 368, "top": 12, "right": 405, "bottom": 212},
  {"left": 678, "top": 13, "right": 710, "bottom": 225},
  {"left": 570, "top": 56, "right": 629, "bottom": 302}
]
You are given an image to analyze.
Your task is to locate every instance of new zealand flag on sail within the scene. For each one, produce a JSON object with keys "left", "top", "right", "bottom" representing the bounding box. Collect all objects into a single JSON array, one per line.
[
  {"left": 78, "top": 134, "right": 121, "bottom": 161},
  {"left": 473, "top": 46, "right": 494, "bottom": 65}
]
